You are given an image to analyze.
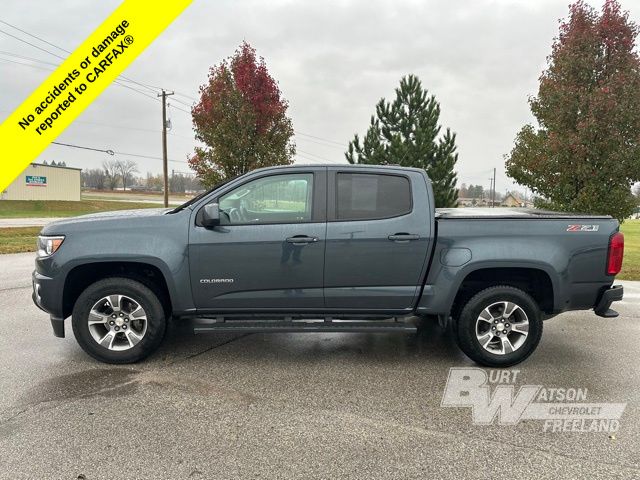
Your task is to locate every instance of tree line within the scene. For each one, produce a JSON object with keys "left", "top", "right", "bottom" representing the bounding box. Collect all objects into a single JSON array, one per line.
[{"left": 81, "top": 159, "right": 202, "bottom": 193}]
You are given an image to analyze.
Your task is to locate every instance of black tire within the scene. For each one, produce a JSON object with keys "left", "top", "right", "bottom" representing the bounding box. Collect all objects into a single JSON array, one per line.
[
  {"left": 72, "top": 277, "right": 166, "bottom": 364},
  {"left": 455, "top": 285, "right": 543, "bottom": 367}
]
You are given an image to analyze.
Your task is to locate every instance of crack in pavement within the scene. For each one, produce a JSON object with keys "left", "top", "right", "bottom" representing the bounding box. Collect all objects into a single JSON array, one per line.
[
  {"left": 0, "top": 285, "right": 31, "bottom": 293},
  {"left": 169, "top": 333, "right": 251, "bottom": 365}
]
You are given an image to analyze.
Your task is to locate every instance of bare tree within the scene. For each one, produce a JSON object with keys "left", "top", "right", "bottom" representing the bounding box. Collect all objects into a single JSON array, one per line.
[
  {"left": 81, "top": 168, "right": 107, "bottom": 189},
  {"left": 115, "top": 160, "right": 138, "bottom": 190},
  {"left": 102, "top": 160, "right": 120, "bottom": 190}
]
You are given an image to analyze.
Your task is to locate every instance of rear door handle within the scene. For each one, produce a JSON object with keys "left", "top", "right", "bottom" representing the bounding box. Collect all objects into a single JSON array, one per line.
[
  {"left": 286, "top": 235, "right": 319, "bottom": 245},
  {"left": 388, "top": 233, "right": 420, "bottom": 242}
]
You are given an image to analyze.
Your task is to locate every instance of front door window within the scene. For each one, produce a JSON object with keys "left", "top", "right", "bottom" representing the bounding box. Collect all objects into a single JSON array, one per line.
[{"left": 218, "top": 173, "right": 313, "bottom": 225}]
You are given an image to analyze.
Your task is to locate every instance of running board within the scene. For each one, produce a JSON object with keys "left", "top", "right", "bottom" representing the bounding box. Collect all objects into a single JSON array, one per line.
[{"left": 193, "top": 319, "right": 417, "bottom": 334}]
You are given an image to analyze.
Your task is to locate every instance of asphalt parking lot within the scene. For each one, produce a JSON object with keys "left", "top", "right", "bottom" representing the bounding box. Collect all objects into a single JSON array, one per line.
[{"left": 0, "top": 252, "right": 639, "bottom": 479}]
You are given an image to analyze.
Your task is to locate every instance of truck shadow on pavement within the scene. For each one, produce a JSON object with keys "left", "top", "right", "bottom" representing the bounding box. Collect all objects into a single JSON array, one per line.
[{"left": 151, "top": 316, "right": 473, "bottom": 368}]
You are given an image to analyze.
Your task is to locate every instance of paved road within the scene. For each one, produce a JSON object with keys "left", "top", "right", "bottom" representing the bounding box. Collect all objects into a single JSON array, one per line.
[
  {"left": 0, "top": 252, "right": 639, "bottom": 479},
  {"left": 0, "top": 217, "right": 65, "bottom": 228}
]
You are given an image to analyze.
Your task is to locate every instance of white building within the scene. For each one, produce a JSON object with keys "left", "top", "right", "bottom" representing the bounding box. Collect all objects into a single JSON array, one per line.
[{"left": 1, "top": 163, "right": 81, "bottom": 201}]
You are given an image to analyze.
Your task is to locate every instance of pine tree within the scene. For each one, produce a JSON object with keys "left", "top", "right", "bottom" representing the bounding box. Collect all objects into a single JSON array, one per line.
[{"left": 346, "top": 75, "right": 459, "bottom": 207}]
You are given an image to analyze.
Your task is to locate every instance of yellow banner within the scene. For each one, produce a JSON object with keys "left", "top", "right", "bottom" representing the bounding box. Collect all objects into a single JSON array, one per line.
[{"left": 0, "top": 0, "right": 191, "bottom": 191}]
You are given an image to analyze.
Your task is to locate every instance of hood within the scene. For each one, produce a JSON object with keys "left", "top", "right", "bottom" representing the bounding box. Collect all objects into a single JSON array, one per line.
[{"left": 42, "top": 208, "right": 172, "bottom": 232}]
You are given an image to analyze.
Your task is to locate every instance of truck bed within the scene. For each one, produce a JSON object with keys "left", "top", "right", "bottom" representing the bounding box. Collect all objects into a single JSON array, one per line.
[{"left": 435, "top": 207, "right": 612, "bottom": 219}]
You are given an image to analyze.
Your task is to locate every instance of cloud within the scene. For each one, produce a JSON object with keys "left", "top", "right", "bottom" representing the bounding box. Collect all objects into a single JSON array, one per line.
[{"left": 1, "top": 0, "right": 636, "bottom": 192}]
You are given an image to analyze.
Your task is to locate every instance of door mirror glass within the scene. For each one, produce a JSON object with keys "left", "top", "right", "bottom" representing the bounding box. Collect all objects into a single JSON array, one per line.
[{"left": 202, "top": 203, "right": 221, "bottom": 227}]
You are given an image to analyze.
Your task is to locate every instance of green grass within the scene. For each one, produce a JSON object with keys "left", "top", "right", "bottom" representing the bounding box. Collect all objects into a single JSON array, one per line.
[
  {"left": 0, "top": 199, "right": 163, "bottom": 218},
  {"left": 0, "top": 227, "right": 40, "bottom": 254},
  {"left": 619, "top": 219, "right": 640, "bottom": 281}
]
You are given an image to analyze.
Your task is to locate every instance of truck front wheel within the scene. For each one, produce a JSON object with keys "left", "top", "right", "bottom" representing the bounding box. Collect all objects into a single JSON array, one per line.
[
  {"left": 455, "top": 285, "right": 543, "bottom": 367},
  {"left": 71, "top": 277, "right": 167, "bottom": 364}
]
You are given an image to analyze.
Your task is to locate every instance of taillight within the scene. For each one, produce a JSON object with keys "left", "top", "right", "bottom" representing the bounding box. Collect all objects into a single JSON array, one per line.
[{"left": 607, "top": 232, "right": 624, "bottom": 276}]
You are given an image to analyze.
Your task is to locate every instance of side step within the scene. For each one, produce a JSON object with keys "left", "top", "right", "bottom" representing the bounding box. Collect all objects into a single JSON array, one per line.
[{"left": 193, "top": 319, "right": 417, "bottom": 334}]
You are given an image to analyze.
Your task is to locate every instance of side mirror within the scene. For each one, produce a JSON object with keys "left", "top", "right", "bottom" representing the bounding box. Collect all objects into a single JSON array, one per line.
[{"left": 202, "top": 203, "right": 221, "bottom": 227}]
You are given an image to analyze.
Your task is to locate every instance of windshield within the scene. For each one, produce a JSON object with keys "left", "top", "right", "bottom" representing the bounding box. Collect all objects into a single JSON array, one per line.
[{"left": 168, "top": 177, "right": 236, "bottom": 213}]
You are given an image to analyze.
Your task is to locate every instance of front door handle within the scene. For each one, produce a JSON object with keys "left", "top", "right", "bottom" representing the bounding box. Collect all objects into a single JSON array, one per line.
[
  {"left": 388, "top": 233, "right": 420, "bottom": 242},
  {"left": 286, "top": 235, "right": 319, "bottom": 245}
]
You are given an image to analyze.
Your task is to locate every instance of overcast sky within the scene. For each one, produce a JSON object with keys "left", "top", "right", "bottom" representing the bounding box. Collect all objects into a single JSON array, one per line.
[{"left": 2, "top": 0, "right": 639, "bottom": 193}]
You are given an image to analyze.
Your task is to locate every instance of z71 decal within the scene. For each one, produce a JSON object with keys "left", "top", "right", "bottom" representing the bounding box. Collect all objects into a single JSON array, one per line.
[{"left": 567, "top": 224, "right": 600, "bottom": 232}]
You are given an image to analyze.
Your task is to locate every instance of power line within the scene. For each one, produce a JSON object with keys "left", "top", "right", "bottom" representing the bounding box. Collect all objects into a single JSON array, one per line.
[
  {"left": 0, "top": 48, "right": 162, "bottom": 103},
  {"left": 112, "top": 151, "right": 188, "bottom": 164},
  {"left": 59, "top": 117, "right": 194, "bottom": 138},
  {"left": 0, "top": 105, "right": 194, "bottom": 139},
  {"left": 1, "top": 22, "right": 351, "bottom": 169},
  {"left": 295, "top": 130, "right": 346, "bottom": 147},
  {"left": 0, "top": 19, "right": 68, "bottom": 53},
  {"left": 170, "top": 97, "right": 193, "bottom": 108},
  {"left": 0, "top": 19, "right": 160, "bottom": 94},
  {"left": 0, "top": 23, "right": 345, "bottom": 148},
  {"left": 295, "top": 134, "right": 345, "bottom": 151},
  {"left": 167, "top": 103, "right": 191, "bottom": 115},
  {"left": 51, "top": 141, "right": 114, "bottom": 155},
  {"left": 0, "top": 56, "right": 55, "bottom": 72},
  {"left": 0, "top": 50, "right": 58, "bottom": 66},
  {"left": 296, "top": 148, "right": 343, "bottom": 163},
  {"left": 295, "top": 157, "right": 322, "bottom": 164},
  {"left": 50, "top": 139, "right": 339, "bottom": 168},
  {"left": 49, "top": 140, "right": 189, "bottom": 164},
  {"left": 173, "top": 91, "right": 198, "bottom": 102},
  {"left": 0, "top": 27, "right": 65, "bottom": 60}
]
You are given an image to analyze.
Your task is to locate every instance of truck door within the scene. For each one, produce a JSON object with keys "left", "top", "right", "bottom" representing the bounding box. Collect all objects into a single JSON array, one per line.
[
  {"left": 324, "top": 169, "right": 432, "bottom": 312},
  {"left": 189, "top": 168, "right": 327, "bottom": 311}
]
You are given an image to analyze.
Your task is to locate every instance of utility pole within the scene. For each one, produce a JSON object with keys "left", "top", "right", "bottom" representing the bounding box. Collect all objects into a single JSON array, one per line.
[
  {"left": 488, "top": 177, "right": 493, "bottom": 208},
  {"left": 158, "top": 89, "right": 174, "bottom": 207},
  {"left": 492, "top": 167, "right": 496, "bottom": 208}
]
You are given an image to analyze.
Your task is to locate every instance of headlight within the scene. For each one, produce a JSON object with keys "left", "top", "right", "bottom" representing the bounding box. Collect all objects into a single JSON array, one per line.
[{"left": 37, "top": 235, "right": 65, "bottom": 258}]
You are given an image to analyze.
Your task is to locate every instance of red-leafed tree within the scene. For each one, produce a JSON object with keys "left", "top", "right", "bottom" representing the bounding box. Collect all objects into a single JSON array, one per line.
[
  {"left": 189, "top": 42, "right": 295, "bottom": 187},
  {"left": 505, "top": 0, "right": 640, "bottom": 221}
]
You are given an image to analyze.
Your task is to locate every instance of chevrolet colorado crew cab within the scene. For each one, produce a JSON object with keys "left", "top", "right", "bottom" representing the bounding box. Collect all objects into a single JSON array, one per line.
[{"left": 32, "top": 165, "right": 624, "bottom": 367}]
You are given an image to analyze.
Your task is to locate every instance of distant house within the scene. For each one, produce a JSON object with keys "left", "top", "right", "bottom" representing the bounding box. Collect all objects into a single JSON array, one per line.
[
  {"left": 457, "top": 197, "right": 478, "bottom": 207},
  {"left": 457, "top": 197, "right": 500, "bottom": 207},
  {"left": 502, "top": 192, "right": 533, "bottom": 208}
]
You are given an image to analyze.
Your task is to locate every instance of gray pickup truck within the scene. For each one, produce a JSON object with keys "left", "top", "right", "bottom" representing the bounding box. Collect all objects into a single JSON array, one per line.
[{"left": 32, "top": 165, "right": 624, "bottom": 367}]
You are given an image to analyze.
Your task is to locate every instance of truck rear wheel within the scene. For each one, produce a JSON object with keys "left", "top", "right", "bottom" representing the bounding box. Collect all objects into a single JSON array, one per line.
[
  {"left": 455, "top": 285, "right": 542, "bottom": 367},
  {"left": 71, "top": 277, "right": 166, "bottom": 364}
]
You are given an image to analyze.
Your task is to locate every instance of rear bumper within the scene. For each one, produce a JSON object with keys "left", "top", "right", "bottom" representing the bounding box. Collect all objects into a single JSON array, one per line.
[{"left": 594, "top": 285, "right": 623, "bottom": 318}]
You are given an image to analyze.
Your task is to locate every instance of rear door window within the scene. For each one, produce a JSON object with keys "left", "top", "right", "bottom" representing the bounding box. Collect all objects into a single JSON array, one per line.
[{"left": 336, "top": 173, "right": 412, "bottom": 221}]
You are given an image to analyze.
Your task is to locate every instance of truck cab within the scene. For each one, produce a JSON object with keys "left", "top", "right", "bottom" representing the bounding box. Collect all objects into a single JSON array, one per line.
[{"left": 189, "top": 165, "right": 433, "bottom": 313}]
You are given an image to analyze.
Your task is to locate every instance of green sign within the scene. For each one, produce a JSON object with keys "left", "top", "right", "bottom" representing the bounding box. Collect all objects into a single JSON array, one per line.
[{"left": 26, "top": 175, "right": 47, "bottom": 186}]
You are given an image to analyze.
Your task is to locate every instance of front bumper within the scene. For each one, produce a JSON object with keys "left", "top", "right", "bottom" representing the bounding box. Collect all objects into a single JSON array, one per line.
[
  {"left": 594, "top": 285, "right": 624, "bottom": 318},
  {"left": 32, "top": 270, "right": 65, "bottom": 337}
]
